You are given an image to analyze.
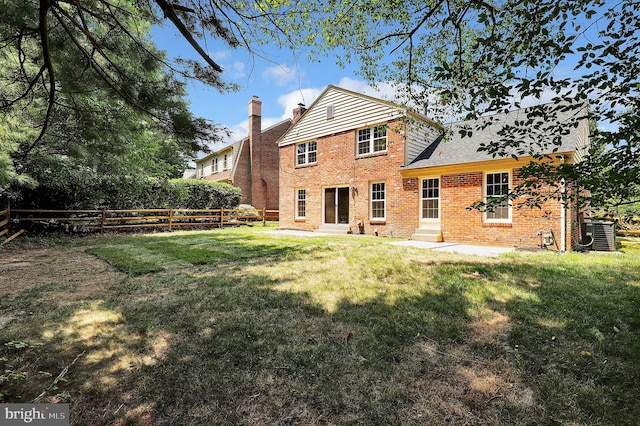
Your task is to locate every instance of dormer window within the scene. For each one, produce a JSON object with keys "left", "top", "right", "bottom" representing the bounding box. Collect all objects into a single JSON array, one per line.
[{"left": 357, "top": 124, "right": 387, "bottom": 155}]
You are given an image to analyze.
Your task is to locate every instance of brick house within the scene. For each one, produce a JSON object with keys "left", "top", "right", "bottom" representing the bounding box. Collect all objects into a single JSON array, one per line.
[
  {"left": 277, "top": 85, "right": 590, "bottom": 250},
  {"left": 194, "top": 96, "right": 304, "bottom": 210}
]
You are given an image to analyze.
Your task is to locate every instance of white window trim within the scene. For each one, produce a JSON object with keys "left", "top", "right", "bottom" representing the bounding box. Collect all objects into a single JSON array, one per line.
[
  {"left": 483, "top": 171, "right": 512, "bottom": 223},
  {"left": 295, "top": 188, "right": 306, "bottom": 219},
  {"left": 420, "top": 177, "right": 440, "bottom": 222},
  {"left": 370, "top": 181, "right": 386, "bottom": 221},
  {"left": 357, "top": 124, "right": 388, "bottom": 156},
  {"left": 213, "top": 158, "right": 218, "bottom": 173},
  {"left": 296, "top": 141, "right": 317, "bottom": 166}
]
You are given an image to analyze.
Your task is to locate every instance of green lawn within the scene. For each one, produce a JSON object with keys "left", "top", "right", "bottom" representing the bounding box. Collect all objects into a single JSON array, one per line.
[{"left": 2, "top": 224, "right": 640, "bottom": 425}]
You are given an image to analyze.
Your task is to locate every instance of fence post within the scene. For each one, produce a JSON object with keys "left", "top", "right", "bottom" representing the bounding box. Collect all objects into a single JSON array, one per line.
[
  {"left": 262, "top": 208, "right": 266, "bottom": 226},
  {"left": 100, "top": 208, "right": 106, "bottom": 234},
  {"left": 220, "top": 208, "right": 224, "bottom": 228},
  {"left": 169, "top": 208, "right": 173, "bottom": 231},
  {"left": 0, "top": 203, "right": 9, "bottom": 238}
]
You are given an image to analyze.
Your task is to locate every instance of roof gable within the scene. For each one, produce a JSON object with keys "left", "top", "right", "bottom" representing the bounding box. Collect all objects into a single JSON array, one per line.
[{"left": 278, "top": 85, "right": 436, "bottom": 146}]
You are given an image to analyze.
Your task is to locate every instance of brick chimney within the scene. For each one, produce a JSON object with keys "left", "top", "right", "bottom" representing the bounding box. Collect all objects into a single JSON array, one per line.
[
  {"left": 293, "top": 103, "right": 307, "bottom": 123},
  {"left": 248, "top": 96, "right": 265, "bottom": 208}
]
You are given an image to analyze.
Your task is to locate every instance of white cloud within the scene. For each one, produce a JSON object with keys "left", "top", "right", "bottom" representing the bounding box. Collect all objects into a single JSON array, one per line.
[
  {"left": 262, "top": 64, "right": 300, "bottom": 87},
  {"left": 276, "top": 87, "right": 325, "bottom": 120},
  {"left": 231, "top": 61, "right": 246, "bottom": 79},
  {"left": 212, "top": 50, "right": 231, "bottom": 61},
  {"left": 214, "top": 120, "right": 247, "bottom": 147},
  {"left": 336, "top": 77, "right": 400, "bottom": 101}
]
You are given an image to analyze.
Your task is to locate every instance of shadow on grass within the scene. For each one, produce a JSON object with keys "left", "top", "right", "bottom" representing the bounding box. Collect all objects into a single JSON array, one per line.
[{"left": 2, "top": 233, "right": 640, "bottom": 425}]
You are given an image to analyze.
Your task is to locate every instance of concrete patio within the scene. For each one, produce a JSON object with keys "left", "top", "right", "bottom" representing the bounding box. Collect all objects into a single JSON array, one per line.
[{"left": 268, "top": 230, "right": 514, "bottom": 257}]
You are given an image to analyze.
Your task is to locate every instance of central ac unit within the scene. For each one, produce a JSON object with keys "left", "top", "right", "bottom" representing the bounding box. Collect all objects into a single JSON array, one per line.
[{"left": 584, "top": 221, "right": 616, "bottom": 251}]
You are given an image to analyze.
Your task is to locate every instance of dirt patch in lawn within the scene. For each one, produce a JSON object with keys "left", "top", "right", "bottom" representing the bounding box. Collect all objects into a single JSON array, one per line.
[{"left": 0, "top": 246, "right": 125, "bottom": 300}]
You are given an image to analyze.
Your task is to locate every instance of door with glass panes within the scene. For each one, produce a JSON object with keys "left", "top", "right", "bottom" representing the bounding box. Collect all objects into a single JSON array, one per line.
[
  {"left": 324, "top": 187, "right": 350, "bottom": 224},
  {"left": 421, "top": 178, "right": 440, "bottom": 222}
]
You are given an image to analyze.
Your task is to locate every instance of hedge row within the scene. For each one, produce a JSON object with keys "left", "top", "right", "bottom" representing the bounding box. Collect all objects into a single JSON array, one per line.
[{"left": 12, "top": 175, "right": 242, "bottom": 210}]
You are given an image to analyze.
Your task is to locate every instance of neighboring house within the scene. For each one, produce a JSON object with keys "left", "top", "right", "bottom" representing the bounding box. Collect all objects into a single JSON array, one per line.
[
  {"left": 194, "top": 96, "right": 304, "bottom": 210},
  {"left": 277, "top": 85, "right": 590, "bottom": 250},
  {"left": 182, "top": 169, "right": 197, "bottom": 179}
]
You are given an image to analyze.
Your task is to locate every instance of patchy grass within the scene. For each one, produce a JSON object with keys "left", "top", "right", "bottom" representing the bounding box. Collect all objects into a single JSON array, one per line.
[{"left": 1, "top": 224, "right": 640, "bottom": 425}]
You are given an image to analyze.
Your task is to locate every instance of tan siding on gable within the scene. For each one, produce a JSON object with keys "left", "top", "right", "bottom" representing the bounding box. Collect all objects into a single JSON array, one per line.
[
  {"left": 279, "top": 86, "right": 406, "bottom": 147},
  {"left": 406, "top": 119, "right": 442, "bottom": 164},
  {"left": 573, "top": 115, "right": 590, "bottom": 163}
]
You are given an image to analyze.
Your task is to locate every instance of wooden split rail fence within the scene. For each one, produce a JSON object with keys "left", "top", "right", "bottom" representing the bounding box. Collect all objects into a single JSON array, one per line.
[
  {"left": 4, "top": 208, "right": 279, "bottom": 234},
  {"left": 0, "top": 206, "right": 9, "bottom": 238}
]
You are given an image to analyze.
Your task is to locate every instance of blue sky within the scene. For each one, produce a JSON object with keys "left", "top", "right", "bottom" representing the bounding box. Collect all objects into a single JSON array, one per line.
[
  {"left": 151, "top": 24, "right": 395, "bottom": 153},
  {"left": 150, "top": 4, "right": 618, "bottom": 157}
]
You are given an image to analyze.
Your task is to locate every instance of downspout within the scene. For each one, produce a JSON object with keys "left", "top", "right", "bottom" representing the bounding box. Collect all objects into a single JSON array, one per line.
[
  {"left": 560, "top": 155, "right": 566, "bottom": 252},
  {"left": 561, "top": 179, "right": 566, "bottom": 252}
]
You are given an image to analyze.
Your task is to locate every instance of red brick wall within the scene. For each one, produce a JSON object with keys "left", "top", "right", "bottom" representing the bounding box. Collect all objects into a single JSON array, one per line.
[
  {"left": 260, "top": 121, "right": 291, "bottom": 210},
  {"left": 437, "top": 169, "right": 568, "bottom": 249},
  {"left": 279, "top": 120, "right": 419, "bottom": 237},
  {"left": 249, "top": 100, "right": 264, "bottom": 209},
  {"left": 231, "top": 122, "right": 290, "bottom": 209},
  {"left": 280, "top": 120, "right": 571, "bottom": 249},
  {"left": 233, "top": 140, "right": 252, "bottom": 205}
]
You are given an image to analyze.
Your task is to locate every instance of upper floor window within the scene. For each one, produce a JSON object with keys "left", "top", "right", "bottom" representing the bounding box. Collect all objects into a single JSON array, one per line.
[
  {"left": 358, "top": 124, "right": 387, "bottom": 156},
  {"left": 223, "top": 154, "right": 229, "bottom": 170},
  {"left": 485, "top": 172, "right": 511, "bottom": 222},
  {"left": 213, "top": 158, "right": 219, "bottom": 173},
  {"left": 296, "top": 141, "right": 317, "bottom": 166}
]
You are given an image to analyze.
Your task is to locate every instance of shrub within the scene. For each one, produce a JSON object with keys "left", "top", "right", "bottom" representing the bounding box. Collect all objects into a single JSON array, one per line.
[
  {"left": 11, "top": 163, "right": 101, "bottom": 209},
  {"left": 12, "top": 173, "right": 241, "bottom": 211},
  {"left": 169, "top": 179, "right": 241, "bottom": 209}
]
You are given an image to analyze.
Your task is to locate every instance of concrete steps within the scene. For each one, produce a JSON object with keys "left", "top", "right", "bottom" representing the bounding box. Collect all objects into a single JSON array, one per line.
[{"left": 411, "top": 227, "right": 443, "bottom": 243}]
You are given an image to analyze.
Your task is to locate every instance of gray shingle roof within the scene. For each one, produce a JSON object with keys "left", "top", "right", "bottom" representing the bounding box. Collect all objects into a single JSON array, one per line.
[{"left": 403, "top": 102, "right": 588, "bottom": 170}]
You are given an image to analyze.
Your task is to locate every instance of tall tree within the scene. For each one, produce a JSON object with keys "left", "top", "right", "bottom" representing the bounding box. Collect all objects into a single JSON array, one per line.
[
  {"left": 0, "top": 0, "right": 234, "bottom": 190},
  {"left": 3, "top": 0, "right": 638, "bottom": 212},
  {"left": 258, "top": 0, "right": 640, "bottom": 211}
]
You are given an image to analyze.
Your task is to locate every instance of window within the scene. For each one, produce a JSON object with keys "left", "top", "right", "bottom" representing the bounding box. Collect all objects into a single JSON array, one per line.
[
  {"left": 296, "top": 141, "right": 317, "bottom": 166},
  {"left": 296, "top": 189, "right": 306, "bottom": 219},
  {"left": 485, "top": 172, "right": 511, "bottom": 221},
  {"left": 223, "top": 154, "right": 229, "bottom": 170},
  {"left": 370, "top": 182, "right": 386, "bottom": 220},
  {"left": 421, "top": 178, "right": 440, "bottom": 220},
  {"left": 213, "top": 158, "right": 218, "bottom": 173},
  {"left": 358, "top": 124, "right": 387, "bottom": 155}
]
